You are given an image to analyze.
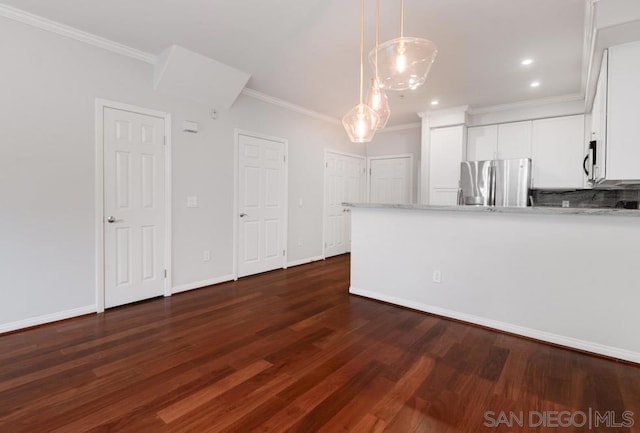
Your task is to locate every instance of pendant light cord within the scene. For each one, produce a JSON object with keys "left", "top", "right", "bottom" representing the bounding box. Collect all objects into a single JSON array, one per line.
[
  {"left": 375, "top": 0, "right": 379, "bottom": 78},
  {"left": 400, "top": 0, "right": 404, "bottom": 38},
  {"left": 359, "top": 0, "right": 364, "bottom": 104}
]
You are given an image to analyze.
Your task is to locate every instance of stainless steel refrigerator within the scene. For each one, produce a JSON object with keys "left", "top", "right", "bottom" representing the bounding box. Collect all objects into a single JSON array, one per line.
[{"left": 459, "top": 158, "right": 531, "bottom": 207}]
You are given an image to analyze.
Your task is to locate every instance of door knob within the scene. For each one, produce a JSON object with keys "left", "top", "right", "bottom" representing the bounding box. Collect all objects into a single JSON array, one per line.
[
  {"left": 107, "top": 216, "right": 117, "bottom": 223},
  {"left": 239, "top": 213, "right": 248, "bottom": 218}
]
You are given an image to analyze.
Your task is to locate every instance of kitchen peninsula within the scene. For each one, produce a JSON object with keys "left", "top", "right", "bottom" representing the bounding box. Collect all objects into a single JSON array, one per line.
[{"left": 346, "top": 203, "right": 640, "bottom": 363}]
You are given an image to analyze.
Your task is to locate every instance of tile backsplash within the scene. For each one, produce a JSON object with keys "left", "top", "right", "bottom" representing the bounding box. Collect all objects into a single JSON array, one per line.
[{"left": 530, "top": 189, "right": 640, "bottom": 209}]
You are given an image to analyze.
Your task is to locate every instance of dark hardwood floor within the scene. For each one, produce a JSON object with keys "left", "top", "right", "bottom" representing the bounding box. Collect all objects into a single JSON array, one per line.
[{"left": 1, "top": 254, "right": 638, "bottom": 432}]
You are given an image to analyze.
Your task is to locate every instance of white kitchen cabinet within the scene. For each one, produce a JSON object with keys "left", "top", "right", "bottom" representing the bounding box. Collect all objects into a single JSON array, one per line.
[
  {"left": 590, "top": 50, "right": 608, "bottom": 182},
  {"left": 531, "top": 115, "right": 585, "bottom": 188},
  {"left": 468, "top": 116, "right": 586, "bottom": 189},
  {"left": 466, "top": 125, "right": 497, "bottom": 160},
  {"left": 605, "top": 41, "right": 640, "bottom": 182},
  {"left": 429, "top": 125, "right": 465, "bottom": 205},
  {"left": 588, "top": 41, "right": 640, "bottom": 185},
  {"left": 466, "top": 121, "right": 532, "bottom": 161},
  {"left": 497, "top": 121, "right": 532, "bottom": 159}
]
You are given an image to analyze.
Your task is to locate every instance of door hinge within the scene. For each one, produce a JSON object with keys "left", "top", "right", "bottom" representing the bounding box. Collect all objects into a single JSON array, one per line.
[
  {"left": 283, "top": 155, "right": 286, "bottom": 162},
  {"left": 164, "top": 269, "right": 167, "bottom": 278},
  {"left": 325, "top": 162, "right": 328, "bottom": 168},
  {"left": 163, "top": 136, "right": 167, "bottom": 146},
  {"left": 283, "top": 249, "right": 286, "bottom": 256},
  {"left": 369, "top": 168, "right": 372, "bottom": 175}
]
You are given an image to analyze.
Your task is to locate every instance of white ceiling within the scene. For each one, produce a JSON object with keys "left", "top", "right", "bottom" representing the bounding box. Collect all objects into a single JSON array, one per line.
[{"left": 3, "top": 0, "right": 587, "bottom": 125}]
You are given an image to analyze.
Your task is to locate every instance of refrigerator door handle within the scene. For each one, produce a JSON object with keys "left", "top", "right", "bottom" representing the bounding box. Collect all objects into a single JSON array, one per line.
[
  {"left": 489, "top": 164, "right": 496, "bottom": 206},
  {"left": 587, "top": 140, "right": 597, "bottom": 182},
  {"left": 583, "top": 154, "right": 590, "bottom": 176}
]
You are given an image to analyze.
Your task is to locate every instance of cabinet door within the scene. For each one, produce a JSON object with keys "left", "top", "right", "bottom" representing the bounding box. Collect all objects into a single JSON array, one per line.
[
  {"left": 607, "top": 42, "right": 640, "bottom": 180},
  {"left": 532, "top": 115, "right": 585, "bottom": 188},
  {"left": 429, "top": 126, "right": 465, "bottom": 205},
  {"left": 497, "top": 121, "right": 532, "bottom": 159},
  {"left": 466, "top": 125, "right": 498, "bottom": 161},
  {"left": 592, "top": 50, "right": 608, "bottom": 182}
]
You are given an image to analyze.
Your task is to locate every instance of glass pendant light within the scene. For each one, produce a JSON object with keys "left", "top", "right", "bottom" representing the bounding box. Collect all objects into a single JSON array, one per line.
[
  {"left": 370, "top": 0, "right": 438, "bottom": 91},
  {"left": 366, "top": 0, "right": 391, "bottom": 129},
  {"left": 343, "top": 0, "right": 379, "bottom": 143}
]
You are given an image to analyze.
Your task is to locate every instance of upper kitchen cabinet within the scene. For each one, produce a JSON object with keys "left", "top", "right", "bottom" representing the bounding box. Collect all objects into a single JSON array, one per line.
[
  {"left": 531, "top": 115, "right": 585, "bottom": 189},
  {"left": 600, "top": 41, "right": 640, "bottom": 184},
  {"left": 467, "top": 121, "right": 532, "bottom": 161},
  {"left": 587, "top": 41, "right": 640, "bottom": 185},
  {"left": 468, "top": 116, "right": 585, "bottom": 189},
  {"left": 497, "top": 121, "right": 533, "bottom": 160},
  {"left": 466, "top": 125, "right": 497, "bottom": 160},
  {"left": 590, "top": 49, "right": 608, "bottom": 183}
]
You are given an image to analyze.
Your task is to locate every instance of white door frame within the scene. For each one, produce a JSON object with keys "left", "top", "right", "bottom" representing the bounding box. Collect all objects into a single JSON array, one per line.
[
  {"left": 322, "top": 149, "right": 366, "bottom": 259},
  {"left": 366, "top": 154, "right": 415, "bottom": 203},
  {"left": 94, "top": 99, "right": 172, "bottom": 313},
  {"left": 233, "top": 129, "right": 289, "bottom": 280}
]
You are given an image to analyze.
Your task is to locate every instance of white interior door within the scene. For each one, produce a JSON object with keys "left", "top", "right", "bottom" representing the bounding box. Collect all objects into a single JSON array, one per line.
[
  {"left": 369, "top": 156, "right": 413, "bottom": 204},
  {"left": 104, "top": 107, "right": 166, "bottom": 308},
  {"left": 237, "top": 133, "right": 287, "bottom": 278},
  {"left": 344, "top": 156, "right": 365, "bottom": 252},
  {"left": 324, "top": 152, "right": 365, "bottom": 257}
]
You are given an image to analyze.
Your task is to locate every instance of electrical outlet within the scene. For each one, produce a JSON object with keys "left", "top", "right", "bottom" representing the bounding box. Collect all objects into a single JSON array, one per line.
[
  {"left": 433, "top": 270, "right": 442, "bottom": 283},
  {"left": 297, "top": 237, "right": 303, "bottom": 246},
  {"left": 203, "top": 250, "right": 211, "bottom": 261},
  {"left": 562, "top": 200, "right": 570, "bottom": 208}
]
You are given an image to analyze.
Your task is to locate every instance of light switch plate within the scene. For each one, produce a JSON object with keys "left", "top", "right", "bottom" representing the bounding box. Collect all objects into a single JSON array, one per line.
[
  {"left": 187, "top": 196, "right": 198, "bottom": 208},
  {"left": 433, "top": 270, "right": 442, "bottom": 283}
]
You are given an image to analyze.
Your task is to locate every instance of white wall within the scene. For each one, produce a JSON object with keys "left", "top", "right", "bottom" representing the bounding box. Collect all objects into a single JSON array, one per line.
[
  {"left": 366, "top": 126, "right": 421, "bottom": 203},
  {"left": 349, "top": 207, "right": 640, "bottom": 363},
  {"left": 0, "top": 16, "right": 363, "bottom": 330}
]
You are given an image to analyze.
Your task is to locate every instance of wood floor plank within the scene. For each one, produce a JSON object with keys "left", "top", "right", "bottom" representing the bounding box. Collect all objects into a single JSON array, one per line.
[
  {"left": 0, "top": 254, "right": 638, "bottom": 432},
  {"left": 157, "top": 359, "right": 273, "bottom": 423}
]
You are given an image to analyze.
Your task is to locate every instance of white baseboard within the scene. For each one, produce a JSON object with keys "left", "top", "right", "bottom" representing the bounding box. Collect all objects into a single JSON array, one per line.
[
  {"left": 0, "top": 305, "right": 97, "bottom": 334},
  {"left": 172, "top": 274, "right": 235, "bottom": 294},
  {"left": 349, "top": 287, "right": 640, "bottom": 365},
  {"left": 287, "top": 255, "right": 324, "bottom": 268}
]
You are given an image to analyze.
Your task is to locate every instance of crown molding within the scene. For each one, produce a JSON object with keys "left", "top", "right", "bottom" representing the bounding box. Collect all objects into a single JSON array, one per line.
[
  {"left": 417, "top": 105, "right": 470, "bottom": 119},
  {"left": 0, "top": 4, "right": 157, "bottom": 64},
  {"left": 468, "top": 93, "right": 584, "bottom": 115},
  {"left": 378, "top": 122, "right": 421, "bottom": 133},
  {"left": 241, "top": 88, "right": 341, "bottom": 125}
]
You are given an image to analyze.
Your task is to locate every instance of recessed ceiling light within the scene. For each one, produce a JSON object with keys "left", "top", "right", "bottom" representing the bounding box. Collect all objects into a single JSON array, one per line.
[
  {"left": 530, "top": 81, "right": 541, "bottom": 88},
  {"left": 521, "top": 58, "right": 534, "bottom": 66},
  {"left": 431, "top": 100, "right": 439, "bottom": 106}
]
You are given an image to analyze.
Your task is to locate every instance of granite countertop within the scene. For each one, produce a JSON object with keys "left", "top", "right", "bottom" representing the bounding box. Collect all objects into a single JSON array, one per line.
[{"left": 343, "top": 203, "right": 640, "bottom": 217}]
